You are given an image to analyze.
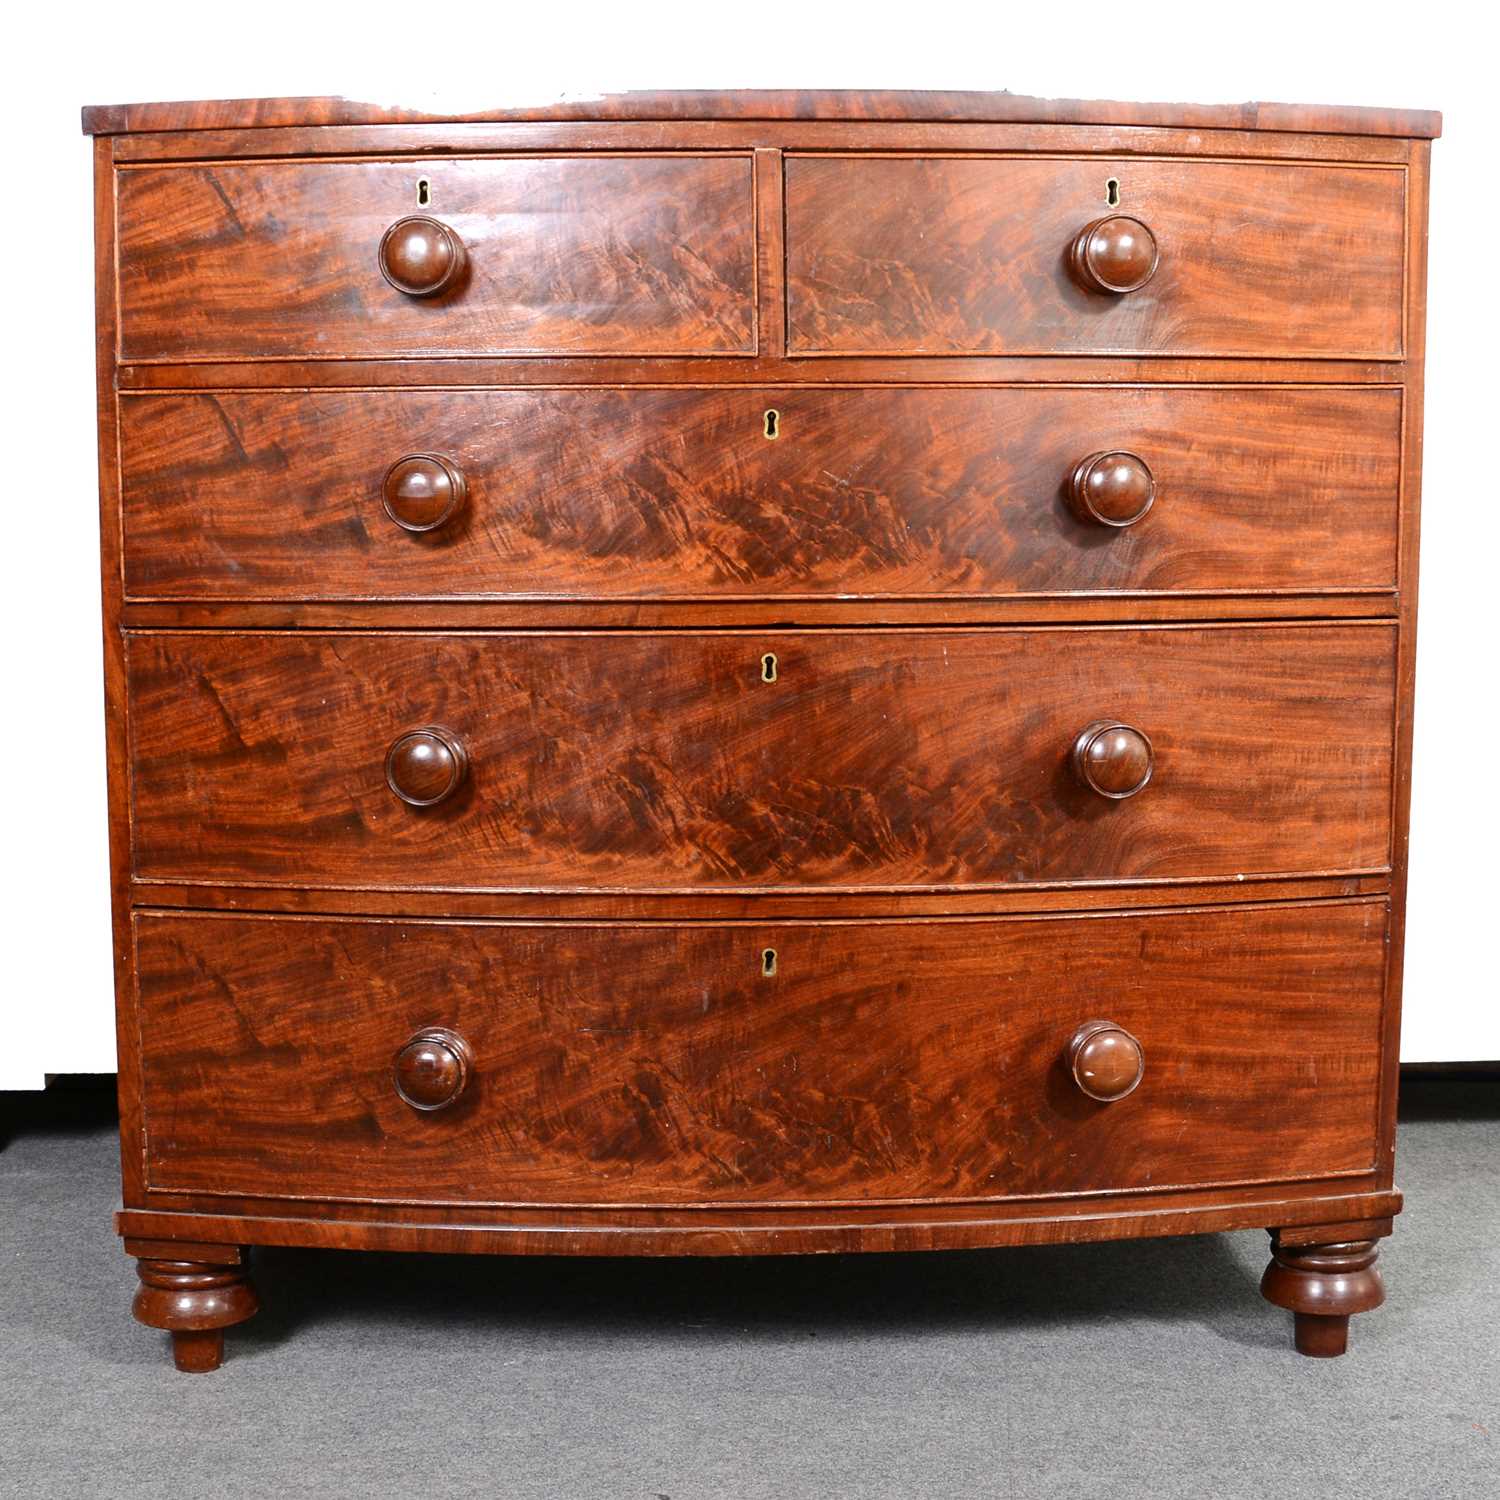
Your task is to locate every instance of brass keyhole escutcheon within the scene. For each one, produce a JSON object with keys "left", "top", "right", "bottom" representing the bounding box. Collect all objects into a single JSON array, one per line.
[
  {"left": 1105, "top": 176, "right": 1121, "bottom": 207},
  {"left": 762, "top": 947, "right": 778, "bottom": 977},
  {"left": 761, "top": 652, "right": 778, "bottom": 683},
  {"left": 763, "top": 408, "right": 780, "bottom": 440}
]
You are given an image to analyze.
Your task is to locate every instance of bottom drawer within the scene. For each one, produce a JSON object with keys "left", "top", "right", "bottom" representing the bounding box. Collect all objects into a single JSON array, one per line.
[{"left": 133, "top": 901, "right": 1386, "bottom": 1206}]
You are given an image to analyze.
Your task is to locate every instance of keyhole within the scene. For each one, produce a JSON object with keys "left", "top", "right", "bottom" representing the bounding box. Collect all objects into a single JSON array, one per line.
[
  {"left": 761, "top": 652, "right": 778, "bottom": 683},
  {"left": 763, "top": 408, "right": 780, "bottom": 440},
  {"left": 417, "top": 178, "right": 431, "bottom": 207},
  {"left": 761, "top": 947, "right": 778, "bottom": 977},
  {"left": 1105, "top": 177, "right": 1121, "bottom": 207}
]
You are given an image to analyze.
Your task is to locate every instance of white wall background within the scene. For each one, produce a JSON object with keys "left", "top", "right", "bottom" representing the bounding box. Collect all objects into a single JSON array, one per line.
[{"left": 1, "top": 0, "right": 1493, "bottom": 1086}]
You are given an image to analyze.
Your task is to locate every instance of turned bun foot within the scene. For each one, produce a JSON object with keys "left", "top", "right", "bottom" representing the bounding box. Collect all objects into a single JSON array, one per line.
[
  {"left": 1260, "top": 1233, "right": 1385, "bottom": 1358},
  {"left": 132, "top": 1252, "right": 258, "bottom": 1372}
]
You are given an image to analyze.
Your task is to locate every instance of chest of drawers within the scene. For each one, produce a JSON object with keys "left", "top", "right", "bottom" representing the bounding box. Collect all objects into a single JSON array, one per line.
[{"left": 82, "top": 90, "right": 1440, "bottom": 1372}]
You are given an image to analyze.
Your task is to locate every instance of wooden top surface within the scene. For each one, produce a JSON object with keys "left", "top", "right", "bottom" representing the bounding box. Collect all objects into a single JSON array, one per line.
[{"left": 80, "top": 90, "right": 1442, "bottom": 139}]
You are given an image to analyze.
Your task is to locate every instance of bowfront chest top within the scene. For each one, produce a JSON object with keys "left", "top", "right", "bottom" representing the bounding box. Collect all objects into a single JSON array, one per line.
[{"left": 83, "top": 90, "right": 1440, "bottom": 1371}]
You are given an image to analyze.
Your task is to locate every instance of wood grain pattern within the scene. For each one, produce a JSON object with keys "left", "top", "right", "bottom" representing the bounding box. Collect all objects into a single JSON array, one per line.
[
  {"left": 116, "top": 598, "right": 1400, "bottom": 633},
  {"left": 91, "top": 134, "right": 153, "bottom": 1208},
  {"left": 118, "top": 386, "right": 1401, "bottom": 602},
  {"left": 124, "top": 625, "right": 1396, "bottom": 892},
  {"left": 1378, "top": 139, "right": 1433, "bottom": 1195},
  {"left": 102, "top": 122, "right": 1420, "bottom": 170},
  {"left": 113, "top": 1190, "right": 1404, "bottom": 1261},
  {"left": 133, "top": 902, "right": 1387, "bottom": 1204},
  {"left": 786, "top": 156, "right": 1405, "bottom": 358},
  {"left": 125, "top": 874, "right": 1392, "bottom": 923},
  {"left": 116, "top": 157, "right": 756, "bottom": 362},
  {"left": 80, "top": 91, "right": 1443, "bottom": 139},
  {"left": 115, "top": 354, "right": 1413, "bottom": 391},
  {"left": 82, "top": 94, "right": 1435, "bottom": 1365}
]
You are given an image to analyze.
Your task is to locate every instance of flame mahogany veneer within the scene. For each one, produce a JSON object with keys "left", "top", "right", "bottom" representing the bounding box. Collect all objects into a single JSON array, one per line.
[
  {"left": 124, "top": 625, "right": 1397, "bottom": 892},
  {"left": 84, "top": 91, "right": 1437, "bottom": 1371},
  {"left": 134, "top": 904, "right": 1388, "bottom": 1205},
  {"left": 119, "top": 386, "right": 1402, "bottom": 603}
]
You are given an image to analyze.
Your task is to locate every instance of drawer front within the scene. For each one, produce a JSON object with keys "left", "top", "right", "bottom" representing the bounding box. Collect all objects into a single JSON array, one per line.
[
  {"left": 786, "top": 157, "right": 1405, "bottom": 357},
  {"left": 116, "top": 157, "right": 756, "bottom": 361},
  {"left": 134, "top": 902, "right": 1387, "bottom": 1204},
  {"left": 119, "top": 386, "right": 1401, "bottom": 602},
  {"left": 126, "top": 625, "right": 1395, "bottom": 891}
]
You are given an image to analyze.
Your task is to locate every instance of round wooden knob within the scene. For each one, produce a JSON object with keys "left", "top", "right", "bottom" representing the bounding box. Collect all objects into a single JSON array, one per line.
[
  {"left": 385, "top": 726, "right": 468, "bottom": 807},
  {"left": 1067, "top": 1020, "right": 1145, "bottom": 1102},
  {"left": 1072, "top": 720, "right": 1154, "bottom": 799},
  {"left": 393, "top": 1027, "right": 473, "bottom": 1111},
  {"left": 382, "top": 454, "right": 468, "bottom": 533},
  {"left": 1070, "top": 215, "right": 1159, "bottom": 293},
  {"left": 378, "top": 215, "right": 467, "bottom": 297},
  {"left": 1069, "top": 451, "right": 1156, "bottom": 528}
]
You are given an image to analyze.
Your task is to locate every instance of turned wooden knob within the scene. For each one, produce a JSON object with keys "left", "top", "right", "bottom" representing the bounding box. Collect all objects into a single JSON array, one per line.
[
  {"left": 393, "top": 1026, "right": 473, "bottom": 1111},
  {"left": 1067, "top": 1020, "right": 1145, "bottom": 1102},
  {"left": 382, "top": 454, "right": 467, "bottom": 532},
  {"left": 1072, "top": 720, "right": 1154, "bottom": 799},
  {"left": 378, "top": 215, "right": 467, "bottom": 297},
  {"left": 1069, "top": 451, "right": 1156, "bottom": 527},
  {"left": 385, "top": 726, "right": 468, "bottom": 807},
  {"left": 1070, "top": 215, "right": 1159, "bottom": 293}
]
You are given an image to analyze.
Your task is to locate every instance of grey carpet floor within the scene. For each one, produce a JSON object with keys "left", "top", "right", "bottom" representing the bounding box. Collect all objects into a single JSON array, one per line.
[{"left": 1, "top": 1078, "right": 1495, "bottom": 1500}]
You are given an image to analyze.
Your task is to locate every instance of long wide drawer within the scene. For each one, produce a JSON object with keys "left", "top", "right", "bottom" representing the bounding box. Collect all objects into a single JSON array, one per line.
[
  {"left": 786, "top": 156, "right": 1406, "bottom": 357},
  {"left": 125, "top": 625, "right": 1396, "bottom": 892},
  {"left": 115, "top": 156, "right": 756, "bottom": 361},
  {"left": 133, "top": 901, "right": 1388, "bottom": 1204},
  {"left": 118, "top": 386, "right": 1402, "bottom": 602}
]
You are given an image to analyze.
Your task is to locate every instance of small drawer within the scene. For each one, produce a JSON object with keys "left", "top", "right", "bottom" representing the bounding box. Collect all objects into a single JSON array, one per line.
[
  {"left": 134, "top": 901, "right": 1387, "bottom": 1205},
  {"left": 118, "top": 385, "right": 1401, "bottom": 603},
  {"left": 785, "top": 156, "right": 1405, "bottom": 357},
  {"left": 125, "top": 624, "right": 1396, "bottom": 893},
  {"left": 115, "top": 156, "right": 756, "bottom": 361}
]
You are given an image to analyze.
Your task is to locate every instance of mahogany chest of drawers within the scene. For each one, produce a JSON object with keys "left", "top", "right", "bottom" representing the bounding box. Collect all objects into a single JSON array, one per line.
[{"left": 82, "top": 90, "right": 1440, "bottom": 1371}]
